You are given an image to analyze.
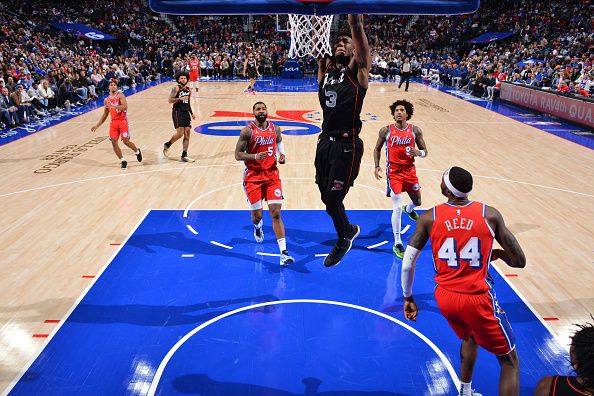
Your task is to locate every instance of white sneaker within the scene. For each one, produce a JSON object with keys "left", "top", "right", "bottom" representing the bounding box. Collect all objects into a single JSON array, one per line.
[
  {"left": 254, "top": 226, "right": 264, "bottom": 243},
  {"left": 280, "top": 252, "right": 294, "bottom": 266}
]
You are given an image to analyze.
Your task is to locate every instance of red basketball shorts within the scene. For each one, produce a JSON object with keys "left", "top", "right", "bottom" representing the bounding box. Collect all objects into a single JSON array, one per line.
[
  {"left": 189, "top": 72, "right": 199, "bottom": 82},
  {"left": 243, "top": 169, "right": 283, "bottom": 207},
  {"left": 434, "top": 285, "right": 516, "bottom": 356},
  {"left": 109, "top": 119, "right": 130, "bottom": 140},
  {"left": 386, "top": 164, "right": 420, "bottom": 195}
]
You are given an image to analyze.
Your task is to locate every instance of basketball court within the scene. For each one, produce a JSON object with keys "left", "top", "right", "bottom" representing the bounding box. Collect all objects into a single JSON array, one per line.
[
  {"left": 1, "top": 1, "right": 593, "bottom": 395},
  {"left": 1, "top": 74, "right": 592, "bottom": 395}
]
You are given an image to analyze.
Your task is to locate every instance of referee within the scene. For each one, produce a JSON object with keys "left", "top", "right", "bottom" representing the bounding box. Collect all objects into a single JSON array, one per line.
[
  {"left": 316, "top": 14, "right": 371, "bottom": 267},
  {"left": 163, "top": 72, "right": 196, "bottom": 162},
  {"left": 399, "top": 57, "right": 411, "bottom": 92}
]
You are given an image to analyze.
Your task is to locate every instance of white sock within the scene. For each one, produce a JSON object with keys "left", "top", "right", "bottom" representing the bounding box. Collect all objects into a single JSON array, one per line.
[
  {"left": 135, "top": 149, "right": 140, "bottom": 154},
  {"left": 254, "top": 219, "right": 262, "bottom": 229},
  {"left": 277, "top": 238, "right": 286, "bottom": 253},
  {"left": 120, "top": 157, "right": 125, "bottom": 162},
  {"left": 405, "top": 202, "right": 416, "bottom": 213},
  {"left": 459, "top": 381, "right": 472, "bottom": 396},
  {"left": 390, "top": 192, "right": 403, "bottom": 244}
]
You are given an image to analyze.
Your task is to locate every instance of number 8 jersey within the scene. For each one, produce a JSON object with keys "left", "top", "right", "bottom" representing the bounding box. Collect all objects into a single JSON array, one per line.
[{"left": 430, "top": 201, "right": 494, "bottom": 294}]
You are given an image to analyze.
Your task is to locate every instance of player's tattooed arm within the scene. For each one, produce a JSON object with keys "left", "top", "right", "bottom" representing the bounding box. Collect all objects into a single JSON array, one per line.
[
  {"left": 168, "top": 86, "right": 181, "bottom": 104},
  {"left": 373, "top": 126, "right": 388, "bottom": 180},
  {"left": 486, "top": 206, "right": 526, "bottom": 268},
  {"left": 412, "top": 125, "right": 428, "bottom": 156},
  {"left": 235, "top": 127, "right": 265, "bottom": 161}
]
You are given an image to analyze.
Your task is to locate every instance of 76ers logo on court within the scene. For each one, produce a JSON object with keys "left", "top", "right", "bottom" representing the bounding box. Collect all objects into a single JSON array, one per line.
[{"left": 194, "top": 110, "right": 321, "bottom": 136}]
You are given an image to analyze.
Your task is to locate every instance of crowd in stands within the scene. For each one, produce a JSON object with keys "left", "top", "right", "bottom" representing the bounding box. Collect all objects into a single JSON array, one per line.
[{"left": 1, "top": 0, "right": 592, "bottom": 130}]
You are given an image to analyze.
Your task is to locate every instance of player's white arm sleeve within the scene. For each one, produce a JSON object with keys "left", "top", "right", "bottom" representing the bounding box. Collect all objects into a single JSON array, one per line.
[
  {"left": 276, "top": 141, "right": 285, "bottom": 155},
  {"left": 401, "top": 246, "right": 421, "bottom": 298}
]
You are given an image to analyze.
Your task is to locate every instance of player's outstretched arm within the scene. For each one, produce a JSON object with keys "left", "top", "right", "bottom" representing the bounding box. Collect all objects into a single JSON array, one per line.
[
  {"left": 401, "top": 211, "right": 433, "bottom": 321},
  {"left": 486, "top": 206, "right": 526, "bottom": 268},
  {"left": 91, "top": 100, "right": 110, "bottom": 132},
  {"left": 373, "top": 126, "right": 388, "bottom": 180},
  {"left": 348, "top": 14, "right": 371, "bottom": 88},
  {"left": 275, "top": 125, "right": 286, "bottom": 164}
]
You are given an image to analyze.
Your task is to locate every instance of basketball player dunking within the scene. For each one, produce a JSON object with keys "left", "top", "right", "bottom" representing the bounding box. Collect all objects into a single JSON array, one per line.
[
  {"left": 163, "top": 72, "right": 196, "bottom": 162},
  {"left": 373, "top": 99, "right": 427, "bottom": 258},
  {"left": 91, "top": 79, "right": 142, "bottom": 170},
  {"left": 234, "top": 102, "right": 294, "bottom": 266},
  {"left": 188, "top": 54, "right": 200, "bottom": 93},
  {"left": 243, "top": 53, "right": 259, "bottom": 95},
  {"left": 401, "top": 166, "right": 526, "bottom": 396},
  {"left": 316, "top": 14, "right": 371, "bottom": 267}
]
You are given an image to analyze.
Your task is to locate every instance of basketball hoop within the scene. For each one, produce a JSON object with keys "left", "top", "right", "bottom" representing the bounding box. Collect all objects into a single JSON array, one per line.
[{"left": 288, "top": 14, "right": 334, "bottom": 58}]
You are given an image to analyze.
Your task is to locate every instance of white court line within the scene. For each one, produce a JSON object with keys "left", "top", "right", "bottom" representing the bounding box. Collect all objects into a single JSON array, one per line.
[
  {"left": 315, "top": 253, "right": 328, "bottom": 257},
  {"left": 181, "top": 254, "right": 194, "bottom": 258},
  {"left": 2, "top": 163, "right": 592, "bottom": 199},
  {"left": 256, "top": 252, "right": 281, "bottom": 257},
  {"left": 490, "top": 263, "right": 569, "bottom": 351},
  {"left": 185, "top": 225, "right": 199, "bottom": 235},
  {"left": 2, "top": 210, "right": 151, "bottom": 396},
  {"left": 367, "top": 241, "right": 389, "bottom": 249},
  {"left": 400, "top": 224, "right": 411, "bottom": 234},
  {"left": 210, "top": 241, "right": 232, "bottom": 250},
  {"left": 146, "top": 299, "right": 460, "bottom": 395}
]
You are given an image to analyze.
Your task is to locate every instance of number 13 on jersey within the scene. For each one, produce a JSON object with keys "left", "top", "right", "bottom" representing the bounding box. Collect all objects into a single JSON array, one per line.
[{"left": 438, "top": 237, "right": 483, "bottom": 269}]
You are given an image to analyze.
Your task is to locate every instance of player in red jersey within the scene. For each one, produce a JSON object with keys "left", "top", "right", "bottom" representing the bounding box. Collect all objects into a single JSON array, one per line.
[
  {"left": 91, "top": 79, "right": 142, "bottom": 169},
  {"left": 234, "top": 102, "right": 294, "bottom": 266},
  {"left": 534, "top": 321, "right": 594, "bottom": 396},
  {"left": 401, "top": 166, "right": 526, "bottom": 396},
  {"left": 373, "top": 99, "right": 427, "bottom": 258},
  {"left": 188, "top": 54, "right": 200, "bottom": 93}
]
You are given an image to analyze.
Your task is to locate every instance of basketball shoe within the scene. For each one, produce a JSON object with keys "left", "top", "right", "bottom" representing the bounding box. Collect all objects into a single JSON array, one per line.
[
  {"left": 324, "top": 238, "right": 352, "bottom": 268},
  {"left": 280, "top": 251, "right": 294, "bottom": 266},
  {"left": 393, "top": 243, "right": 404, "bottom": 259},
  {"left": 403, "top": 204, "right": 419, "bottom": 221}
]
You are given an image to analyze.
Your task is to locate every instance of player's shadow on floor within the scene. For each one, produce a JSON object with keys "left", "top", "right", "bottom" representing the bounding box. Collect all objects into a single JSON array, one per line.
[
  {"left": 172, "top": 374, "right": 409, "bottom": 395},
  {"left": 69, "top": 294, "right": 280, "bottom": 326},
  {"left": 127, "top": 231, "right": 263, "bottom": 263}
]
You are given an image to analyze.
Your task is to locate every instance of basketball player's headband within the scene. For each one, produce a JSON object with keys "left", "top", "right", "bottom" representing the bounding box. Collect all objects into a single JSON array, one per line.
[{"left": 443, "top": 168, "right": 470, "bottom": 198}]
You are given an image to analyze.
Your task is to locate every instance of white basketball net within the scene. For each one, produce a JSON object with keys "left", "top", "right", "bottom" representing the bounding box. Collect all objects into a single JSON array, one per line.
[{"left": 288, "top": 14, "right": 334, "bottom": 58}]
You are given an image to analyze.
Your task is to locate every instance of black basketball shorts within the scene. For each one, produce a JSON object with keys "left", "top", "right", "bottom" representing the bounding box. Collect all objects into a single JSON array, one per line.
[
  {"left": 314, "top": 134, "right": 364, "bottom": 193},
  {"left": 172, "top": 110, "right": 191, "bottom": 129}
]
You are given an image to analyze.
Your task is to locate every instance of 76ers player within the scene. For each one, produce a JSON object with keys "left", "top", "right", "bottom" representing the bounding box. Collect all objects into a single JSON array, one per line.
[
  {"left": 401, "top": 166, "right": 526, "bottom": 396},
  {"left": 373, "top": 99, "right": 427, "bottom": 258},
  {"left": 234, "top": 102, "right": 294, "bottom": 266},
  {"left": 91, "top": 79, "right": 142, "bottom": 169},
  {"left": 188, "top": 54, "right": 200, "bottom": 93}
]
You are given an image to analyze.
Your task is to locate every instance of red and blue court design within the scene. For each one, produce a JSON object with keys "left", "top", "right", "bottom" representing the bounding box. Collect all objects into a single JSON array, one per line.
[{"left": 8, "top": 209, "right": 570, "bottom": 395}]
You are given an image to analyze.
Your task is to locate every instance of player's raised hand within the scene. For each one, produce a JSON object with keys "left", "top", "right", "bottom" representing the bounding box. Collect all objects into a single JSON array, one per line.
[
  {"left": 374, "top": 166, "right": 383, "bottom": 180},
  {"left": 404, "top": 297, "right": 418, "bottom": 321},
  {"left": 255, "top": 152, "right": 267, "bottom": 161},
  {"left": 278, "top": 154, "right": 286, "bottom": 164}
]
